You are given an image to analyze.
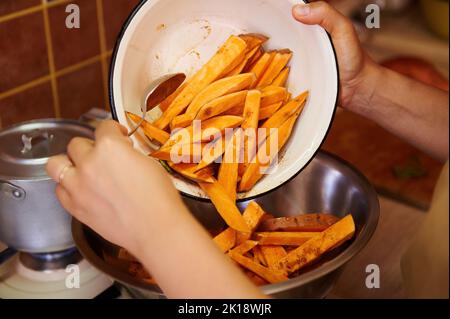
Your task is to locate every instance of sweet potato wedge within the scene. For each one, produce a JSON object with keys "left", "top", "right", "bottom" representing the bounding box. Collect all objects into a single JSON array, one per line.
[
  {"left": 284, "top": 92, "right": 292, "bottom": 104},
  {"left": 245, "top": 47, "right": 264, "bottom": 70},
  {"left": 228, "top": 33, "right": 269, "bottom": 76},
  {"left": 255, "top": 232, "right": 318, "bottom": 246},
  {"left": 271, "top": 67, "right": 290, "bottom": 87},
  {"left": 225, "top": 46, "right": 261, "bottom": 76},
  {"left": 241, "top": 90, "right": 261, "bottom": 129},
  {"left": 213, "top": 228, "right": 237, "bottom": 252},
  {"left": 196, "top": 90, "right": 248, "bottom": 121},
  {"left": 237, "top": 201, "right": 266, "bottom": 244},
  {"left": 239, "top": 107, "right": 303, "bottom": 192},
  {"left": 276, "top": 215, "right": 356, "bottom": 274},
  {"left": 150, "top": 142, "right": 205, "bottom": 162},
  {"left": 231, "top": 240, "right": 259, "bottom": 255},
  {"left": 154, "top": 36, "right": 247, "bottom": 129},
  {"left": 228, "top": 251, "right": 288, "bottom": 284},
  {"left": 199, "top": 181, "right": 250, "bottom": 233},
  {"left": 158, "top": 83, "right": 188, "bottom": 112},
  {"left": 218, "top": 129, "right": 243, "bottom": 202},
  {"left": 256, "top": 50, "right": 292, "bottom": 88},
  {"left": 258, "top": 102, "right": 283, "bottom": 120},
  {"left": 162, "top": 115, "right": 243, "bottom": 149},
  {"left": 223, "top": 103, "right": 245, "bottom": 116},
  {"left": 172, "top": 73, "right": 255, "bottom": 129},
  {"left": 260, "top": 86, "right": 287, "bottom": 107},
  {"left": 252, "top": 246, "right": 268, "bottom": 266},
  {"left": 248, "top": 51, "right": 276, "bottom": 87},
  {"left": 167, "top": 162, "right": 215, "bottom": 183},
  {"left": 238, "top": 90, "right": 261, "bottom": 176},
  {"left": 239, "top": 33, "right": 269, "bottom": 51},
  {"left": 258, "top": 213, "right": 341, "bottom": 232},
  {"left": 126, "top": 112, "right": 170, "bottom": 145},
  {"left": 195, "top": 133, "right": 233, "bottom": 171},
  {"left": 261, "top": 91, "right": 308, "bottom": 130},
  {"left": 260, "top": 246, "right": 287, "bottom": 271}
]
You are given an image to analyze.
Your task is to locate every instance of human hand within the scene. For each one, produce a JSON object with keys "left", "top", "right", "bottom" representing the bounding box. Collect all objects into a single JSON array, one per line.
[
  {"left": 292, "top": 1, "right": 380, "bottom": 112},
  {"left": 46, "top": 120, "right": 185, "bottom": 256}
]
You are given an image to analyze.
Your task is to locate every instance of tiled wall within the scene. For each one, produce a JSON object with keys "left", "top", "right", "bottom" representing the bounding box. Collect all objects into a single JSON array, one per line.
[{"left": 0, "top": 0, "right": 141, "bottom": 128}]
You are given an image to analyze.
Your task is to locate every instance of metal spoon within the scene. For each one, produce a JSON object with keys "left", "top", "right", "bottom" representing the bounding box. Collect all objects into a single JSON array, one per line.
[{"left": 128, "top": 73, "right": 186, "bottom": 137}]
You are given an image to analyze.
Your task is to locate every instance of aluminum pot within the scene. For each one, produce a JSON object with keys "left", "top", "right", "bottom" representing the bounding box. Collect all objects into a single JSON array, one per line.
[
  {"left": 0, "top": 119, "right": 94, "bottom": 253},
  {"left": 72, "top": 151, "right": 379, "bottom": 298}
]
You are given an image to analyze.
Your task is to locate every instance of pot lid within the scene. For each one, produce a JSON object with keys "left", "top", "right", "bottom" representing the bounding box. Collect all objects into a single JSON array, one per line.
[{"left": 0, "top": 119, "right": 94, "bottom": 179}]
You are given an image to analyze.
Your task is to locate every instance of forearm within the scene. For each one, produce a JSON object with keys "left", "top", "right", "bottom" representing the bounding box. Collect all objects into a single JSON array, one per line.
[
  {"left": 349, "top": 63, "right": 449, "bottom": 162},
  {"left": 131, "top": 201, "right": 265, "bottom": 299}
]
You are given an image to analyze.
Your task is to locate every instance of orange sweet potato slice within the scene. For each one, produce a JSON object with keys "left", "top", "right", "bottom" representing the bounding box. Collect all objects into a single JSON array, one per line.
[
  {"left": 218, "top": 129, "right": 243, "bottom": 202},
  {"left": 126, "top": 112, "right": 170, "bottom": 145},
  {"left": 260, "top": 246, "right": 287, "bottom": 271},
  {"left": 276, "top": 215, "right": 356, "bottom": 274},
  {"left": 258, "top": 102, "right": 283, "bottom": 120},
  {"left": 199, "top": 181, "right": 250, "bottom": 233},
  {"left": 154, "top": 36, "right": 247, "bottom": 129},
  {"left": 239, "top": 106, "right": 304, "bottom": 192},
  {"left": 271, "top": 67, "right": 290, "bottom": 87},
  {"left": 231, "top": 240, "right": 259, "bottom": 255},
  {"left": 171, "top": 73, "right": 255, "bottom": 129},
  {"left": 258, "top": 213, "right": 341, "bottom": 232},
  {"left": 195, "top": 91, "right": 248, "bottom": 121},
  {"left": 255, "top": 232, "right": 318, "bottom": 246},
  {"left": 167, "top": 162, "right": 215, "bottom": 183},
  {"left": 228, "top": 251, "right": 288, "bottom": 284},
  {"left": 256, "top": 50, "right": 292, "bottom": 88},
  {"left": 248, "top": 51, "right": 276, "bottom": 88},
  {"left": 159, "top": 83, "right": 188, "bottom": 112},
  {"left": 162, "top": 115, "right": 243, "bottom": 149},
  {"left": 213, "top": 228, "right": 237, "bottom": 253},
  {"left": 260, "top": 86, "right": 287, "bottom": 107}
]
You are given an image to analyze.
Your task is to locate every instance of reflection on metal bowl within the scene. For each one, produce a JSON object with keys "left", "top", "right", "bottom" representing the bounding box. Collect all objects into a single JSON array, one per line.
[{"left": 72, "top": 151, "right": 379, "bottom": 298}]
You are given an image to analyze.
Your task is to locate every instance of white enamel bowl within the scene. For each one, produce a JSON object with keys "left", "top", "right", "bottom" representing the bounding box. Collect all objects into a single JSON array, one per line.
[{"left": 109, "top": 0, "right": 339, "bottom": 200}]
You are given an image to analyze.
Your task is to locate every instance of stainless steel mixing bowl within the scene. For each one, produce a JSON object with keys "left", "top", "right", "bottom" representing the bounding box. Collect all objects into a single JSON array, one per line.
[{"left": 72, "top": 151, "right": 379, "bottom": 298}]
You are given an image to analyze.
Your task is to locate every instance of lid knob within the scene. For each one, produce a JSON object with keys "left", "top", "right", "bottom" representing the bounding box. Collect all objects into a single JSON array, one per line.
[{"left": 21, "top": 130, "right": 54, "bottom": 154}]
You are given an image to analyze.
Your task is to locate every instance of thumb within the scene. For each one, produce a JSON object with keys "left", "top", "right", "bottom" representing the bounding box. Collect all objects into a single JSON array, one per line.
[{"left": 292, "top": 1, "right": 354, "bottom": 40}]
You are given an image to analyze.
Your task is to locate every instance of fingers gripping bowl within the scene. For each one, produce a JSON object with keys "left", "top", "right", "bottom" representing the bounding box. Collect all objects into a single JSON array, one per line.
[{"left": 109, "top": 0, "right": 339, "bottom": 200}]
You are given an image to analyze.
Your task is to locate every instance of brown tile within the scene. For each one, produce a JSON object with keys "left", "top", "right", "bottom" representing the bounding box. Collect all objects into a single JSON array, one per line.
[
  {"left": 0, "top": 82, "right": 55, "bottom": 128},
  {"left": 0, "top": 12, "right": 49, "bottom": 93},
  {"left": 102, "top": 0, "right": 141, "bottom": 50},
  {"left": 57, "top": 61, "right": 105, "bottom": 119},
  {"left": 0, "top": 0, "right": 40, "bottom": 16},
  {"left": 48, "top": 0, "right": 100, "bottom": 70}
]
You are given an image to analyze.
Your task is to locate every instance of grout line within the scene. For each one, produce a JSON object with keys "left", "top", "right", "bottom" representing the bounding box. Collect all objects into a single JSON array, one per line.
[
  {"left": 56, "top": 54, "right": 102, "bottom": 78},
  {"left": 0, "top": 0, "right": 70, "bottom": 24},
  {"left": 0, "top": 76, "right": 51, "bottom": 101},
  {"left": 42, "top": 0, "right": 61, "bottom": 118},
  {"left": 0, "top": 51, "right": 113, "bottom": 102},
  {"left": 95, "top": 0, "right": 110, "bottom": 109}
]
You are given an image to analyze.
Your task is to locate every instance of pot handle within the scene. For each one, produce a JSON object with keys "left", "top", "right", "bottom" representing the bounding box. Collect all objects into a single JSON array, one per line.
[
  {"left": 0, "top": 181, "right": 26, "bottom": 200},
  {"left": 0, "top": 247, "right": 17, "bottom": 265}
]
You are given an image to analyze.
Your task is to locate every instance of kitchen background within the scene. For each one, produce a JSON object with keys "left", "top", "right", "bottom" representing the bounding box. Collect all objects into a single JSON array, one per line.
[
  {"left": 0, "top": 0, "right": 448, "bottom": 298},
  {"left": 0, "top": 0, "right": 140, "bottom": 126}
]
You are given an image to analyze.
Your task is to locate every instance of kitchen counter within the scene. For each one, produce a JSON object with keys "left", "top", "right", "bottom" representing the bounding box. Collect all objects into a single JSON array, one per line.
[{"left": 329, "top": 195, "right": 426, "bottom": 299}]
